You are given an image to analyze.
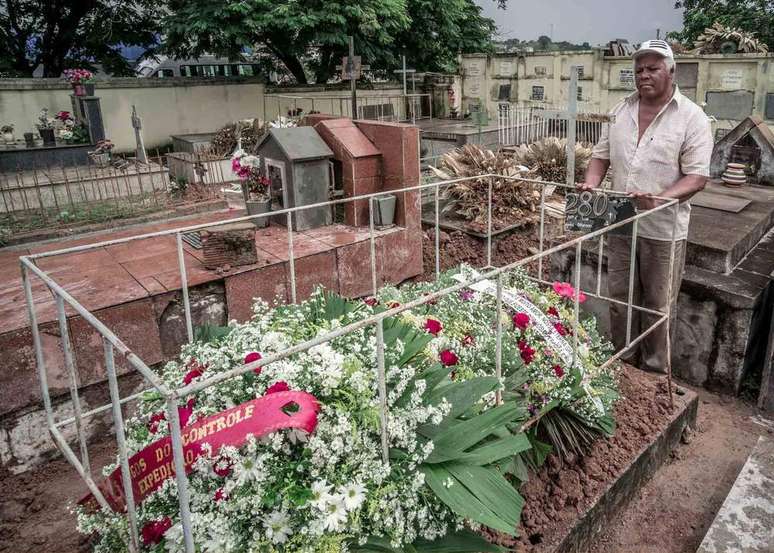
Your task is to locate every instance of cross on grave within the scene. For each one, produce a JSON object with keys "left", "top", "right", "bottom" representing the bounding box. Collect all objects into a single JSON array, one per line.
[
  {"left": 334, "top": 36, "right": 370, "bottom": 119},
  {"left": 534, "top": 66, "right": 615, "bottom": 187},
  {"left": 393, "top": 55, "right": 416, "bottom": 95},
  {"left": 131, "top": 105, "right": 149, "bottom": 164}
]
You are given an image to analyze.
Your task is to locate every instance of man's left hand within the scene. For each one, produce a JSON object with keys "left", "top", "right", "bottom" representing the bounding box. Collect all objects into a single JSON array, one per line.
[{"left": 628, "top": 191, "right": 663, "bottom": 211}]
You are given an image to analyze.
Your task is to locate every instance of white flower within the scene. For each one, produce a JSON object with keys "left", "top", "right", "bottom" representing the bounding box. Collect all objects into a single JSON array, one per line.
[
  {"left": 264, "top": 511, "right": 291, "bottom": 544},
  {"left": 164, "top": 523, "right": 184, "bottom": 553},
  {"left": 241, "top": 154, "right": 261, "bottom": 168},
  {"left": 339, "top": 482, "right": 366, "bottom": 511},
  {"left": 234, "top": 456, "right": 262, "bottom": 486},
  {"left": 322, "top": 494, "right": 348, "bottom": 531},
  {"left": 310, "top": 480, "right": 332, "bottom": 510}
]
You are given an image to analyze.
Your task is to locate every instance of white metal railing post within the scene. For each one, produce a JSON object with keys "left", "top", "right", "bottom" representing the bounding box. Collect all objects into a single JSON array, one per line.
[
  {"left": 434, "top": 182, "right": 441, "bottom": 280},
  {"left": 176, "top": 233, "right": 193, "bottom": 343},
  {"left": 375, "top": 319, "right": 389, "bottom": 464},
  {"left": 537, "top": 186, "right": 547, "bottom": 280},
  {"left": 625, "top": 219, "right": 639, "bottom": 346},
  {"left": 495, "top": 272, "right": 503, "bottom": 405},
  {"left": 369, "top": 197, "right": 378, "bottom": 296},
  {"left": 664, "top": 204, "right": 679, "bottom": 410},
  {"left": 21, "top": 262, "right": 55, "bottom": 427},
  {"left": 103, "top": 339, "right": 140, "bottom": 552},
  {"left": 167, "top": 397, "right": 195, "bottom": 553},
  {"left": 596, "top": 234, "right": 605, "bottom": 296},
  {"left": 487, "top": 178, "right": 493, "bottom": 267},
  {"left": 572, "top": 242, "right": 582, "bottom": 367},
  {"left": 55, "top": 294, "right": 90, "bottom": 474},
  {"left": 287, "top": 212, "right": 297, "bottom": 303}
]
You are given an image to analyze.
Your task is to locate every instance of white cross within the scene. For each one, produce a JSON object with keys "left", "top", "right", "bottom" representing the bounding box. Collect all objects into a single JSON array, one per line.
[{"left": 534, "top": 67, "right": 614, "bottom": 186}]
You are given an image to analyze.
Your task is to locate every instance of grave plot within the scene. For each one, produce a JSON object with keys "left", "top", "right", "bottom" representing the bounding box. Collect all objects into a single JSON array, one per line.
[{"left": 14, "top": 170, "right": 695, "bottom": 553}]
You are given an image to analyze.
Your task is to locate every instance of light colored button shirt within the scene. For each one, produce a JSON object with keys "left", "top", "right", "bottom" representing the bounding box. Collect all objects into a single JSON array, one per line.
[{"left": 591, "top": 85, "right": 713, "bottom": 241}]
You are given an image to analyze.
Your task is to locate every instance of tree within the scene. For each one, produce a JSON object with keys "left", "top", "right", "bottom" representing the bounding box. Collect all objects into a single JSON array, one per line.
[
  {"left": 670, "top": 0, "right": 774, "bottom": 50},
  {"left": 162, "top": 0, "right": 496, "bottom": 84},
  {"left": 397, "top": 0, "right": 495, "bottom": 74},
  {"left": 0, "top": 0, "right": 163, "bottom": 77}
]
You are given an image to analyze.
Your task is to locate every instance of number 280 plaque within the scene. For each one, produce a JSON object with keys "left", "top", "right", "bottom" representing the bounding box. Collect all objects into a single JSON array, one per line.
[{"left": 564, "top": 191, "right": 635, "bottom": 233}]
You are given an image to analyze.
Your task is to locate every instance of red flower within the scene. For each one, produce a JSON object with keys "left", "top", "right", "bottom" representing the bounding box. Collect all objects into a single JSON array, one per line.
[
  {"left": 552, "top": 282, "right": 587, "bottom": 303},
  {"left": 439, "top": 349, "right": 459, "bottom": 366},
  {"left": 462, "top": 334, "right": 475, "bottom": 347},
  {"left": 553, "top": 365, "right": 565, "bottom": 378},
  {"left": 141, "top": 517, "right": 172, "bottom": 546},
  {"left": 363, "top": 297, "right": 379, "bottom": 307},
  {"left": 244, "top": 352, "right": 262, "bottom": 375},
  {"left": 266, "top": 381, "right": 290, "bottom": 394},
  {"left": 520, "top": 345, "right": 536, "bottom": 365},
  {"left": 512, "top": 312, "right": 530, "bottom": 331},
  {"left": 214, "top": 488, "right": 228, "bottom": 502},
  {"left": 424, "top": 318, "right": 443, "bottom": 336},
  {"left": 554, "top": 322, "right": 568, "bottom": 336},
  {"left": 183, "top": 366, "right": 204, "bottom": 386},
  {"left": 547, "top": 306, "right": 559, "bottom": 318},
  {"left": 213, "top": 460, "right": 233, "bottom": 477},
  {"left": 177, "top": 398, "right": 195, "bottom": 428},
  {"left": 148, "top": 411, "right": 166, "bottom": 434}
]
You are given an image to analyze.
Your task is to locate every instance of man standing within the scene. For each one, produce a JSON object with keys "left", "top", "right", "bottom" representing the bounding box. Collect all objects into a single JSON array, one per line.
[{"left": 579, "top": 40, "right": 713, "bottom": 373}]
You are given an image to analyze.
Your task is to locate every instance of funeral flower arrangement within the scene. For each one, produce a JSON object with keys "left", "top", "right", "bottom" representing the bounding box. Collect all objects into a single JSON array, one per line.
[
  {"left": 63, "top": 68, "right": 94, "bottom": 84},
  {"left": 231, "top": 149, "right": 270, "bottom": 201},
  {"left": 78, "top": 266, "right": 618, "bottom": 553}
]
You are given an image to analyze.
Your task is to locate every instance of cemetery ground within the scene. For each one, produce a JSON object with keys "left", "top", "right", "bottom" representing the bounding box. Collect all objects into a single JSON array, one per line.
[{"left": 0, "top": 221, "right": 768, "bottom": 553}]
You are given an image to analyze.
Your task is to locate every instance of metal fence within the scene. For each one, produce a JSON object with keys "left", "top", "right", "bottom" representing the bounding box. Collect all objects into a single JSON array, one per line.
[
  {"left": 265, "top": 93, "right": 433, "bottom": 124},
  {"left": 497, "top": 101, "right": 609, "bottom": 147},
  {"left": 20, "top": 175, "right": 679, "bottom": 552},
  {"left": 0, "top": 151, "right": 234, "bottom": 235}
]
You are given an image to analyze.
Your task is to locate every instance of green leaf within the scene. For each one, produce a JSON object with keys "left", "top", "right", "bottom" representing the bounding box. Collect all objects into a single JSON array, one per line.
[
  {"left": 454, "top": 433, "right": 531, "bottom": 465},
  {"left": 446, "top": 463, "right": 524, "bottom": 530},
  {"left": 421, "top": 464, "right": 520, "bottom": 535},
  {"left": 424, "top": 376, "right": 499, "bottom": 421},
  {"left": 426, "top": 403, "right": 522, "bottom": 464},
  {"left": 412, "top": 529, "right": 508, "bottom": 553}
]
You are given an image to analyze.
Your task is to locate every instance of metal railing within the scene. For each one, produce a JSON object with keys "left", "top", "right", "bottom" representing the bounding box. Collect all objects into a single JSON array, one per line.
[
  {"left": 265, "top": 93, "right": 432, "bottom": 124},
  {"left": 497, "top": 101, "right": 608, "bottom": 147},
  {"left": 20, "top": 173, "right": 679, "bottom": 552}
]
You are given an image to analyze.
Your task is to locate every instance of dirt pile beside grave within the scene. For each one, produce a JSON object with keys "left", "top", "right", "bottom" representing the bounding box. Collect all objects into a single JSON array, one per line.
[
  {"left": 483, "top": 365, "right": 677, "bottom": 552},
  {"left": 418, "top": 228, "right": 541, "bottom": 280}
]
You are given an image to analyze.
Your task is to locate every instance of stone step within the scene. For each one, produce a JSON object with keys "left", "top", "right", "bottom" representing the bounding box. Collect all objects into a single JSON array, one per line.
[{"left": 697, "top": 435, "right": 774, "bottom": 553}]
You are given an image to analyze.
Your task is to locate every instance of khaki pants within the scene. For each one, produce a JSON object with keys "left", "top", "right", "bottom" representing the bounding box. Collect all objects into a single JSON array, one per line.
[{"left": 607, "top": 235, "right": 686, "bottom": 373}]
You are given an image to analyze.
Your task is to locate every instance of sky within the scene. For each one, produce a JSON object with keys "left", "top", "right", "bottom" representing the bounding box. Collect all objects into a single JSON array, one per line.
[{"left": 475, "top": 0, "right": 685, "bottom": 46}]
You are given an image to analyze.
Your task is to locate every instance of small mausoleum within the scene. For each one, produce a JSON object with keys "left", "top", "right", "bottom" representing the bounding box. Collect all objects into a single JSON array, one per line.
[
  {"left": 711, "top": 116, "right": 774, "bottom": 186},
  {"left": 256, "top": 126, "right": 334, "bottom": 231}
]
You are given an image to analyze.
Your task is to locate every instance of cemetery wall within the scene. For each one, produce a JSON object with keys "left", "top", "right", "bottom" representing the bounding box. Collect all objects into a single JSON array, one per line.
[
  {"left": 462, "top": 50, "right": 774, "bottom": 134},
  {"left": 0, "top": 78, "right": 405, "bottom": 153}
]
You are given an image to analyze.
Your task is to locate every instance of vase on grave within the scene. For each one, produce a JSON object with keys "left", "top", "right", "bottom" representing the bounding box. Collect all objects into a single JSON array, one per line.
[
  {"left": 72, "top": 83, "right": 86, "bottom": 96},
  {"left": 373, "top": 194, "right": 397, "bottom": 228},
  {"left": 39, "top": 128, "right": 56, "bottom": 146},
  {"left": 2, "top": 131, "right": 13, "bottom": 144},
  {"left": 85, "top": 83, "right": 95, "bottom": 96},
  {"left": 24, "top": 132, "right": 35, "bottom": 148},
  {"left": 246, "top": 196, "right": 271, "bottom": 228}
]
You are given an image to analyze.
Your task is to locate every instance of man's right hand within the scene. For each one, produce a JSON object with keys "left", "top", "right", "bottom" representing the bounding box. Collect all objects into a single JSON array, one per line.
[{"left": 576, "top": 182, "right": 596, "bottom": 191}]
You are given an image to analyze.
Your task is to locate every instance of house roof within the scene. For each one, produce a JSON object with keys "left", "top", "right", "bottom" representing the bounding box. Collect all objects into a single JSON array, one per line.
[
  {"left": 314, "top": 119, "right": 381, "bottom": 159},
  {"left": 258, "top": 127, "right": 333, "bottom": 162}
]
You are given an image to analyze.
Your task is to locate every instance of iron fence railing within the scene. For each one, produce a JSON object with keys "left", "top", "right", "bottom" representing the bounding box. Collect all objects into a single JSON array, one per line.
[
  {"left": 265, "top": 93, "right": 433, "bottom": 124},
  {"left": 20, "top": 174, "right": 679, "bottom": 553},
  {"left": 497, "top": 101, "right": 609, "bottom": 147}
]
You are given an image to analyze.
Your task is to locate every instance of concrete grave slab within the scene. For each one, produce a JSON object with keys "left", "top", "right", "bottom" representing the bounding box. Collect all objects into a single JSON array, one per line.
[{"left": 697, "top": 435, "right": 774, "bottom": 553}]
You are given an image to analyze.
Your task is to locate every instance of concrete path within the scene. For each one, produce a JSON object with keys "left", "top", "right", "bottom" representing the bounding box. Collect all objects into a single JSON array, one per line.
[{"left": 697, "top": 435, "right": 774, "bottom": 553}]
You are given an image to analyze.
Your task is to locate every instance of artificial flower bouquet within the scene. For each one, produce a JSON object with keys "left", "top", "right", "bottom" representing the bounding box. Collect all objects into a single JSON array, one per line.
[
  {"left": 63, "top": 68, "right": 94, "bottom": 85},
  {"left": 78, "top": 266, "right": 619, "bottom": 553},
  {"left": 231, "top": 149, "right": 270, "bottom": 201}
]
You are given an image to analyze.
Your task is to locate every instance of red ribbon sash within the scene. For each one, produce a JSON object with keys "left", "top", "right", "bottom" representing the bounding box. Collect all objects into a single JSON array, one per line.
[{"left": 80, "top": 391, "right": 319, "bottom": 512}]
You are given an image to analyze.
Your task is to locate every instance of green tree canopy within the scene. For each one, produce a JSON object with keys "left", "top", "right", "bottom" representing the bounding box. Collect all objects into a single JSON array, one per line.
[
  {"left": 162, "top": 0, "right": 496, "bottom": 84},
  {"left": 670, "top": 0, "right": 774, "bottom": 50},
  {"left": 0, "top": 0, "right": 163, "bottom": 77}
]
